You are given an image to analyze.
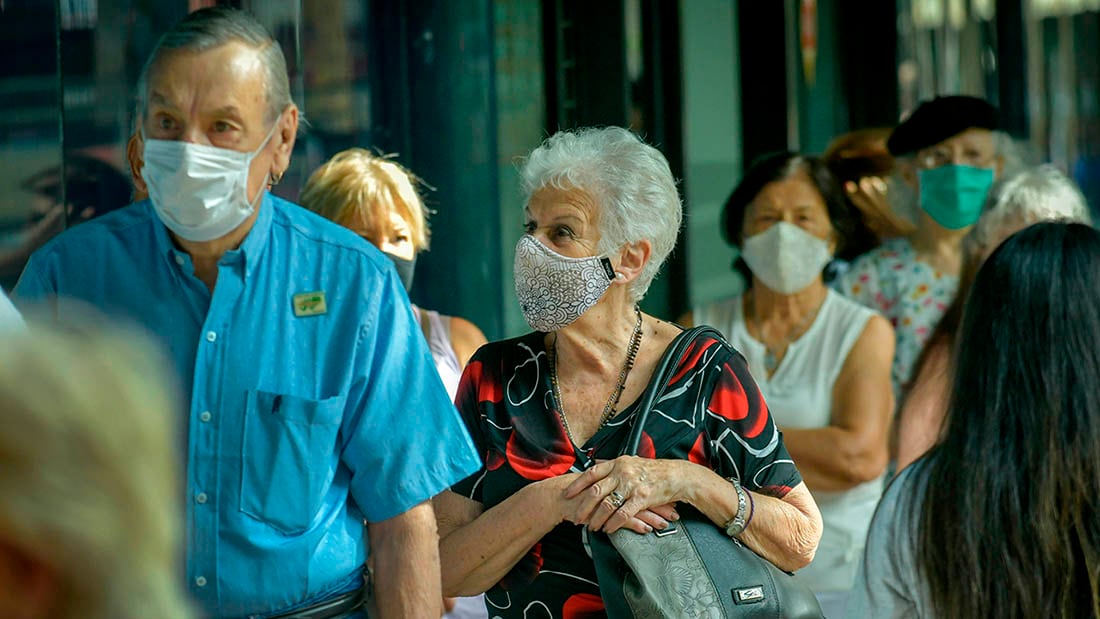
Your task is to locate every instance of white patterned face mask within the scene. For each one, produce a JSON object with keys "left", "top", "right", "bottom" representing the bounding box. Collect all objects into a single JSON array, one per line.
[
  {"left": 740, "top": 221, "right": 832, "bottom": 294},
  {"left": 513, "top": 234, "right": 616, "bottom": 332}
]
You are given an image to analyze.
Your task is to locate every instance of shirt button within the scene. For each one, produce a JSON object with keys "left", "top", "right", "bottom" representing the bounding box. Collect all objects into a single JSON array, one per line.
[
  {"left": 195, "top": 576, "right": 207, "bottom": 587},
  {"left": 200, "top": 411, "right": 212, "bottom": 423},
  {"left": 205, "top": 331, "right": 217, "bottom": 342},
  {"left": 174, "top": 254, "right": 185, "bottom": 266},
  {"left": 196, "top": 492, "right": 208, "bottom": 504}
]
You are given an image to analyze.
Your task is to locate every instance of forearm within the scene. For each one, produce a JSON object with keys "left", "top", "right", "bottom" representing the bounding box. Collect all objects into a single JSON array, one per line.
[
  {"left": 681, "top": 463, "right": 821, "bottom": 572},
  {"left": 781, "top": 426, "right": 887, "bottom": 491},
  {"left": 440, "top": 480, "right": 565, "bottom": 596},
  {"left": 369, "top": 501, "right": 442, "bottom": 619}
]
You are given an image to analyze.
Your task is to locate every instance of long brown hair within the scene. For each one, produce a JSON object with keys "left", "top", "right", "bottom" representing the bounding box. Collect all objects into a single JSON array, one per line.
[{"left": 913, "top": 222, "right": 1100, "bottom": 618}]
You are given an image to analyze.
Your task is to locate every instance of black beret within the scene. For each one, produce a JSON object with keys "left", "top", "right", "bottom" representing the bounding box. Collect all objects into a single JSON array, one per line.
[{"left": 887, "top": 96, "right": 998, "bottom": 156}]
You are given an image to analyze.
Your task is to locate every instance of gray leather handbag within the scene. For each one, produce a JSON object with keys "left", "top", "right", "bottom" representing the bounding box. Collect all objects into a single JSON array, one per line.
[{"left": 589, "top": 326, "right": 823, "bottom": 618}]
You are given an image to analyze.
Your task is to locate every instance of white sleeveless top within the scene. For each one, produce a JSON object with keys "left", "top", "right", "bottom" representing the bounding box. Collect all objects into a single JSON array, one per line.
[
  {"left": 412, "top": 305, "right": 464, "bottom": 401},
  {"left": 695, "top": 289, "right": 884, "bottom": 593}
]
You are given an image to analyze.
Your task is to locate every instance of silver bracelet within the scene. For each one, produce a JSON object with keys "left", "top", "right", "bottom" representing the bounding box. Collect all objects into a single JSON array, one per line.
[{"left": 723, "top": 477, "right": 748, "bottom": 537}]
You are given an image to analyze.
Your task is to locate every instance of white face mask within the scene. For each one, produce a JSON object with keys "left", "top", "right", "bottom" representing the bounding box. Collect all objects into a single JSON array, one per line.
[
  {"left": 141, "top": 124, "right": 278, "bottom": 242},
  {"left": 740, "top": 221, "right": 832, "bottom": 295},
  {"left": 513, "top": 234, "right": 616, "bottom": 332}
]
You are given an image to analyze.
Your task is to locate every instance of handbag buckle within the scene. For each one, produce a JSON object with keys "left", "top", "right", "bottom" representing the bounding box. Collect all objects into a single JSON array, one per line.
[
  {"left": 733, "top": 586, "right": 766, "bottom": 605},
  {"left": 654, "top": 523, "right": 679, "bottom": 537}
]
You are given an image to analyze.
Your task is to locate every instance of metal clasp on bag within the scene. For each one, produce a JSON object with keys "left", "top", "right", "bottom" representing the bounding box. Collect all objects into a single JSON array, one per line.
[
  {"left": 654, "top": 522, "right": 679, "bottom": 537},
  {"left": 733, "top": 586, "right": 766, "bottom": 605}
]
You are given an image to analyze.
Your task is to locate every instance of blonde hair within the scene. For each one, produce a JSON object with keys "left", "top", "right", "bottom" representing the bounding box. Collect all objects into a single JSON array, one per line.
[
  {"left": 0, "top": 323, "right": 192, "bottom": 619},
  {"left": 299, "top": 148, "right": 430, "bottom": 251}
]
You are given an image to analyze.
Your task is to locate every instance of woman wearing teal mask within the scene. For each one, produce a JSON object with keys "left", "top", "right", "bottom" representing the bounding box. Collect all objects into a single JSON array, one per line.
[{"left": 836, "top": 96, "right": 1004, "bottom": 404}]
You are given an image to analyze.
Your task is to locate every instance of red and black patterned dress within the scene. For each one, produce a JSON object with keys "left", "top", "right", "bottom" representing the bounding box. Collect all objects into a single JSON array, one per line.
[{"left": 451, "top": 329, "right": 802, "bottom": 619}]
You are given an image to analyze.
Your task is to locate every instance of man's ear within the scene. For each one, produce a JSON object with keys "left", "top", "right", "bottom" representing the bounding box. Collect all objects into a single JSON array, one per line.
[
  {"left": 614, "top": 239, "right": 652, "bottom": 286},
  {"left": 270, "top": 105, "right": 300, "bottom": 181},
  {"left": 126, "top": 131, "right": 147, "bottom": 200}
]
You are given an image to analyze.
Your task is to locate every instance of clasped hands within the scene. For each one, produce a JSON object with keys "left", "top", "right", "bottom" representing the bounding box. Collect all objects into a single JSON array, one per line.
[{"left": 553, "top": 455, "right": 687, "bottom": 535}]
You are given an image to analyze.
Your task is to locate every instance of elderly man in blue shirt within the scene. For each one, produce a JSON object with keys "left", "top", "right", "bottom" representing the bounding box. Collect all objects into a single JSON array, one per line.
[{"left": 14, "top": 7, "right": 479, "bottom": 619}]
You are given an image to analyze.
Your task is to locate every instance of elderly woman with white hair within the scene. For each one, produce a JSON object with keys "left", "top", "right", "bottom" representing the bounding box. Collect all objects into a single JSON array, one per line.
[
  {"left": 432, "top": 127, "right": 822, "bottom": 617},
  {"left": 894, "top": 165, "right": 1093, "bottom": 472}
]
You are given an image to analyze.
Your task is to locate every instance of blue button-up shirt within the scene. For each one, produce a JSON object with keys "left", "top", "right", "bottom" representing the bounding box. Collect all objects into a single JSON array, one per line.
[{"left": 15, "top": 195, "right": 481, "bottom": 618}]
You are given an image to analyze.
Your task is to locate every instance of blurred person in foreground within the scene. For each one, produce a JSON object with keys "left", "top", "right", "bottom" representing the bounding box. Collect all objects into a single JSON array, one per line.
[
  {"left": 682, "top": 151, "right": 894, "bottom": 617},
  {"left": 0, "top": 324, "right": 192, "bottom": 619},
  {"left": 300, "top": 148, "right": 489, "bottom": 619},
  {"left": 434, "top": 127, "right": 822, "bottom": 617},
  {"left": 14, "top": 7, "right": 478, "bottom": 618},
  {"left": 894, "top": 165, "right": 1092, "bottom": 472},
  {"left": 849, "top": 221, "right": 1100, "bottom": 618},
  {"left": 836, "top": 96, "right": 1009, "bottom": 398},
  {"left": 300, "top": 148, "right": 488, "bottom": 394}
]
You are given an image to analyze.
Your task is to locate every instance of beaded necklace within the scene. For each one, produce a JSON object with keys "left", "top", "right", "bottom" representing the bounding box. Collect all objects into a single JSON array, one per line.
[{"left": 547, "top": 306, "right": 644, "bottom": 445}]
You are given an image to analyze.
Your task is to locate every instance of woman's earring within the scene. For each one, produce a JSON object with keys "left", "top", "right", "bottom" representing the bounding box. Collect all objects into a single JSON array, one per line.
[
  {"left": 615, "top": 272, "right": 626, "bottom": 280},
  {"left": 270, "top": 171, "right": 283, "bottom": 186}
]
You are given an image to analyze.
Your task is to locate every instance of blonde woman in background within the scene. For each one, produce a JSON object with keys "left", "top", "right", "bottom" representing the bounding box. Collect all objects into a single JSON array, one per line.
[
  {"left": 301, "top": 149, "right": 487, "bottom": 397},
  {"left": 0, "top": 324, "right": 191, "bottom": 619},
  {"left": 301, "top": 149, "right": 488, "bottom": 619}
]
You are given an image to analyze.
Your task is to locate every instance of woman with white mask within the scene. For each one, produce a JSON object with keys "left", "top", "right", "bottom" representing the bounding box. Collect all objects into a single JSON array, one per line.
[
  {"left": 432, "top": 128, "right": 823, "bottom": 618},
  {"left": 682, "top": 151, "right": 895, "bottom": 618}
]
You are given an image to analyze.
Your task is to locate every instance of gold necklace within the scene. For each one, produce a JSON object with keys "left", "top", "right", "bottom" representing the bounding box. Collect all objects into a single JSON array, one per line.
[
  {"left": 548, "top": 306, "right": 643, "bottom": 446},
  {"left": 746, "top": 292, "right": 824, "bottom": 375}
]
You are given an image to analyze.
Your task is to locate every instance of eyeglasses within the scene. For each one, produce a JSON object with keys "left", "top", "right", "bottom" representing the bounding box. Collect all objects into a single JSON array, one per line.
[{"left": 915, "top": 146, "right": 996, "bottom": 170}]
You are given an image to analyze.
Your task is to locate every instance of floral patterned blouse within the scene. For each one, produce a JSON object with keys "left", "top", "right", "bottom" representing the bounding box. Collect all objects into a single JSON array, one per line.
[
  {"left": 451, "top": 330, "right": 802, "bottom": 618},
  {"left": 834, "top": 237, "right": 958, "bottom": 396}
]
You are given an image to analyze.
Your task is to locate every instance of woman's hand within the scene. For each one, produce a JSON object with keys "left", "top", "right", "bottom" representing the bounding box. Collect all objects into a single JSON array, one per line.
[{"left": 561, "top": 456, "right": 686, "bottom": 534}]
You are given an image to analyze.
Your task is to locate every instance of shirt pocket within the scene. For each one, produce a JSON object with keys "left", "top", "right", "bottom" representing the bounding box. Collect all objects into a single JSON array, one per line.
[{"left": 240, "top": 389, "right": 346, "bottom": 535}]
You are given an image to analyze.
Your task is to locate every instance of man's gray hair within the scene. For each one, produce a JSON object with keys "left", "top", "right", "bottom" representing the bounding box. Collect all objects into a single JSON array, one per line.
[
  {"left": 520, "top": 127, "right": 683, "bottom": 302},
  {"left": 137, "top": 6, "right": 292, "bottom": 125},
  {"left": 966, "top": 164, "right": 1092, "bottom": 257}
]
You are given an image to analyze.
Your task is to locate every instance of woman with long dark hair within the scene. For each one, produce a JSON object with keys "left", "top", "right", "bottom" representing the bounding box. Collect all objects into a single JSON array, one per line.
[{"left": 849, "top": 221, "right": 1100, "bottom": 618}]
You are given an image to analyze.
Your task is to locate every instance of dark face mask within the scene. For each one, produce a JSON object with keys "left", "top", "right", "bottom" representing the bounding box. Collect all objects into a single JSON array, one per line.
[{"left": 385, "top": 252, "right": 417, "bottom": 292}]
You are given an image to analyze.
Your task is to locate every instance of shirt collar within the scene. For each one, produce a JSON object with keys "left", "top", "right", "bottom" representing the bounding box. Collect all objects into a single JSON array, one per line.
[{"left": 152, "top": 192, "right": 275, "bottom": 280}]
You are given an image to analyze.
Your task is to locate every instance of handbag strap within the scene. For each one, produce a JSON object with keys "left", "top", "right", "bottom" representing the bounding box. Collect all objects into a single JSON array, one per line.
[{"left": 620, "top": 325, "right": 726, "bottom": 456}]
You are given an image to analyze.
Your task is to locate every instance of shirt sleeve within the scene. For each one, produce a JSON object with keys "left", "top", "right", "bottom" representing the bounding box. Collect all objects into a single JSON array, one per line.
[
  {"left": 702, "top": 347, "right": 802, "bottom": 497},
  {"left": 448, "top": 348, "right": 492, "bottom": 502},
  {"left": 847, "top": 466, "right": 923, "bottom": 619},
  {"left": 340, "top": 263, "right": 481, "bottom": 522}
]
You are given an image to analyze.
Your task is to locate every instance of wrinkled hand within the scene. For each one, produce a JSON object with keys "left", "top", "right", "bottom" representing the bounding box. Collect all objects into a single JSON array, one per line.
[
  {"left": 845, "top": 176, "right": 914, "bottom": 239},
  {"left": 561, "top": 456, "right": 685, "bottom": 534}
]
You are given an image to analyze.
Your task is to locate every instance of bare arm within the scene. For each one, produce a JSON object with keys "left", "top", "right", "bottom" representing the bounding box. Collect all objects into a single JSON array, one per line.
[
  {"left": 448, "top": 316, "right": 488, "bottom": 369},
  {"left": 895, "top": 341, "right": 950, "bottom": 472},
  {"left": 780, "top": 314, "right": 895, "bottom": 492},
  {"left": 368, "top": 501, "right": 442, "bottom": 619},
  {"left": 684, "top": 469, "right": 823, "bottom": 572}
]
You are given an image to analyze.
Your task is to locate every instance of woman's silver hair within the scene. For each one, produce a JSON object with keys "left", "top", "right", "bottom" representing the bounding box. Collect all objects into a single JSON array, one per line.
[
  {"left": 520, "top": 127, "right": 683, "bottom": 301},
  {"left": 137, "top": 7, "right": 292, "bottom": 125},
  {"left": 965, "top": 164, "right": 1092, "bottom": 257}
]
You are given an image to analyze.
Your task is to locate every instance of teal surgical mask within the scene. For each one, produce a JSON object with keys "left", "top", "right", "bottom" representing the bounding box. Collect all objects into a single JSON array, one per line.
[{"left": 917, "top": 164, "right": 995, "bottom": 230}]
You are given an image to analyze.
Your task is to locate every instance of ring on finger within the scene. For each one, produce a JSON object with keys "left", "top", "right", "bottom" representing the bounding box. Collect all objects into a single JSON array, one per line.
[{"left": 608, "top": 490, "right": 626, "bottom": 509}]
